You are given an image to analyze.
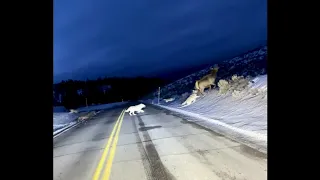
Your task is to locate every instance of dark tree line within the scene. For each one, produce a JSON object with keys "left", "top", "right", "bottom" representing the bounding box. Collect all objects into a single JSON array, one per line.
[{"left": 53, "top": 77, "right": 167, "bottom": 109}]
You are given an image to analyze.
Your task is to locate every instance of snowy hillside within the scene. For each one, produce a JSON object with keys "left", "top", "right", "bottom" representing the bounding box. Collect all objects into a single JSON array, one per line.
[
  {"left": 146, "top": 46, "right": 266, "bottom": 99},
  {"left": 143, "top": 46, "right": 267, "bottom": 152}
]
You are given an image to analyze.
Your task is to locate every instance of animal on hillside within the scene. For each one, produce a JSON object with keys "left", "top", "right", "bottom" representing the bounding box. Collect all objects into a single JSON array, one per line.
[
  {"left": 180, "top": 90, "right": 200, "bottom": 108},
  {"left": 163, "top": 98, "right": 175, "bottom": 103},
  {"left": 195, "top": 65, "right": 219, "bottom": 95},
  {"left": 78, "top": 111, "right": 96, "bottom": 121},
  {"left": 69, "top": 109, "right": 78, "bottom": 113},
  {"left": 125, "top": 103, "right": 146, "bottom": 116}
]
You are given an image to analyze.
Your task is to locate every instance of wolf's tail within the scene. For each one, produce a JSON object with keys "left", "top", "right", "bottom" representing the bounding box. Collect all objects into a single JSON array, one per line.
[
  {"left": 195, "top": 81, "right": 200, "bottom": 90},
  {"left": 179, "top": 103, "right": 189, "bottom": 108},
  {"left": 125, "top": 109, "right": 129, "bottom": 112},
  {"left": 179, "top": 100, "right": 188, "bottom": 108}
]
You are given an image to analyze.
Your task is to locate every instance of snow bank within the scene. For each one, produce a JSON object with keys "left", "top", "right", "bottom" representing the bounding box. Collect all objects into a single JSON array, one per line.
[
  {"left": 147, "top": 75, "right": 267, "bottom": 151},
  {"left": 53, "top": 102, "right": 128, "bottom": 133},
  {"left": 161, "top": 75, "right": 267, "bottom": 134},
  {"left": 76, "top": 101, "right": 128, "bottom": 112},
  {"left": 53, "top": 112, "right": 79, "bottom": 131},
  {"left": 143, "top": 46, "right": 267, "bottom": 151},
  {"left": 53, "top": 121, "right": 79, "bottom": 137}
]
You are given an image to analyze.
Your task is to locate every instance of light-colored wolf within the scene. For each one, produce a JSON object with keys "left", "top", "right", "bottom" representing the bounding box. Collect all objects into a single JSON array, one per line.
[
  {"left": 163, "top": 98, "right": 175, "bottom": 103},
  {"left": 125, "top": 103, "right": 146, "bottom": 116},
  {"left": 180, "top": 90, "right": 200, "bottom": 108}
]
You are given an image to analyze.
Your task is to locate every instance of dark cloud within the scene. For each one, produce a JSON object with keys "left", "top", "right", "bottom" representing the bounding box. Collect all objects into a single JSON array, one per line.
[{"left": 54, "top": 0, "right": 267, "bottom": 83}]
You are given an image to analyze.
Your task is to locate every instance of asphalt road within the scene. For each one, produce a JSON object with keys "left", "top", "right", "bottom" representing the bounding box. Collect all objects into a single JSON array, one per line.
[{"left": 53, "top": 105, "right": 267, "bottom": 180}]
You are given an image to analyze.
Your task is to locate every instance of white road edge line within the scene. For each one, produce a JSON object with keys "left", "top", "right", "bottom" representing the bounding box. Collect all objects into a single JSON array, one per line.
[{"left": 53, "top": 121, "right": 82, "bottom": 139}]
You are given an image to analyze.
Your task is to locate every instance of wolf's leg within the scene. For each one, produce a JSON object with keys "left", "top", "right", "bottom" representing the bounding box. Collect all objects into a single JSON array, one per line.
[
  {"left": 140, "top": 110, "right": 144, "bottom": 113},
  {"left": 212, "top": 84, "right": 216, "bottom": 89},
  {"left": 132, "top": 111, "right": 136, "bottom": 115},
  {"left": 199, "top": 89, "right": 204, "bottom": 95},
  {"left": 199, "top": 89, "right": 203, "bottom": 94}
]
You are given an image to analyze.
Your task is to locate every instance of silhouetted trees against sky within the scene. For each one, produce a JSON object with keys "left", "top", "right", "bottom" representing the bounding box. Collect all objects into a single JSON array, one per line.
[{"left": 53, "top": 77, "right": 167, "bottom": 109}]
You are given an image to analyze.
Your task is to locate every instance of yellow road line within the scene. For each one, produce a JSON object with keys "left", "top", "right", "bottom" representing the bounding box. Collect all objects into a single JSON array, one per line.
[
  {"left": 101, "top": 108, "right": 126, "bottom": 180},
  {"left": 92, "top": 109, "right": 125, "bottom": 180}
]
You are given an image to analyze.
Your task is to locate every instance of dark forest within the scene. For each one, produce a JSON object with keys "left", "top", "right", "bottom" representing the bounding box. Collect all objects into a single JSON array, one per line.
[{"left": 53, "top": 77, "right": 167, "bottom": 109}]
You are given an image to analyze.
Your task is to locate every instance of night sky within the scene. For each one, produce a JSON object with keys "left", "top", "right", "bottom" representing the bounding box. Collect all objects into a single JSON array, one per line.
[{"left": 54, "top": 0, "right": 267, "bottom": 83}]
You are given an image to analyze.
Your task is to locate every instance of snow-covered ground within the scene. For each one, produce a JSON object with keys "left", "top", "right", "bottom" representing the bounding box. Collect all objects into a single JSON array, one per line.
[
  {"left": 53, "top": 101, "right": 128, "bottom": 133},
  {"left": 53, "top": 112, "right": 80, "bottom": 132},
  {"left": 143, "top": 46, "right": 267, "bottom": 152},
  {"left": 76, "top": 102, "right": 127, "bottom": 112},
  {"left": 159, "top": 76, "right": 267, "bottom": 136}
]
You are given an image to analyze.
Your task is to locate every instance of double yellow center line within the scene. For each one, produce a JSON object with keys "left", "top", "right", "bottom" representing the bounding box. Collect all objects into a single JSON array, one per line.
[{"left": 92, "top": 109, "right": 126, "bottom": 180}]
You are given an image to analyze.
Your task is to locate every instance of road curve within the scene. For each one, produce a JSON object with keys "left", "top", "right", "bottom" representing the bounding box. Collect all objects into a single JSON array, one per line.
[{"left": 54, "top": 105, "right": 267, "bottom": 180}]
